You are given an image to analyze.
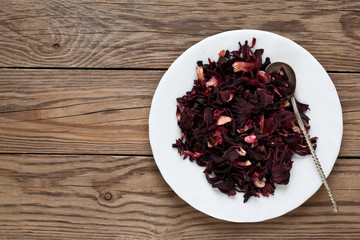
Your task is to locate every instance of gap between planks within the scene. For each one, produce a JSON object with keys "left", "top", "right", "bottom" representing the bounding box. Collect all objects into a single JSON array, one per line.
[
  {"left": 0, "top": 153, "right": 358, "bottom": 160},
  {"left": 0, "top": 67, "right": 168, "bottom": 71},
  {"left": 1, "top": 67, "right": 360, "bottom": 74},
  {"left": 0, "top": 152, "right": 154, "bottom": 157}
]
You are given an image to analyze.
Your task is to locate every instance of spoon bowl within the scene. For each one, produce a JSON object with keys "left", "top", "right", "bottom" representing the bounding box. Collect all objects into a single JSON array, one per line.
[{"left": 265, "top": 62, "right": 296, "bottom": 96}]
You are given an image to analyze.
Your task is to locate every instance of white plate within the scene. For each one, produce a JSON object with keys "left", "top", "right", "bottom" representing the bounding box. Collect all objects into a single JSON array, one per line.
[{"left": 149, "top": 30, "right": 342, "bottom": 222}]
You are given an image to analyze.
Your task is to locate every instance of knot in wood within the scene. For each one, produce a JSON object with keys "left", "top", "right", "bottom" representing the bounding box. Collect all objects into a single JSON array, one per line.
[{"left": 104, "top": 192, "right": 112, "bottom": 201}]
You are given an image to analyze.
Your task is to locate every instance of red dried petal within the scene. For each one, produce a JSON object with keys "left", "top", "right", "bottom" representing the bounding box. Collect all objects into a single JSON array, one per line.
[
  {"left": 218, "top": 49, "right": 226, "bottom": 57},
  {"left": 235, "top": 146, "right": 247, "bottom": 156},
  {"left": 258, "top": 70, "right": 271, "bottom": 83},
  {"left": 217, "top": 116, "right": 232, "bottom": 126},
  {"left": 244, "top": 135, "right": 257, "bottom": 143},
  {"left": 206, "top": 76, "right": 220, "bottom": 88},
  {"left": 234, "top": 160, "right": 251, "bottom": 166},
  {"left": 291, "top": 121, "right": 302, "bottom": 133},
  {"left": 208, "top": 128, "right": 224, "bottom": 148},
  {"left": 273, "top": 87, "right": 283, "bottom": 97},
  {"left": 196, "top": 66, "right": 204, "bottom": 83},
  {"left": 213, "top": 108, "right": 226, "bottom": 119},
  {"left": 259, "top": 113, "right": 264, "bottom": 134},
  {"left": 254, "top": 172, "right": 266, "bottom": 188},
  {"left": 194, "top": 152, "right": 205, "bottom": 158},
  {"left": 232, "top": 61, "right": 256, "bottom": 73},
  {"left": 183, "top": 150, "right": 204, "bottom": 160},
  {"left": 176, "top": 106, "right": 181, "bottom": 122},
  {"left": 220, "top": 90, "right": 235, "bottom": 102}
]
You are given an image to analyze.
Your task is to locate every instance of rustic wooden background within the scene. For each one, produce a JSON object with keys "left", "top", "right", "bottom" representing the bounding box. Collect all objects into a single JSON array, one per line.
[{"left": 1, "top": 0, "right": 360, "bottom": 239}]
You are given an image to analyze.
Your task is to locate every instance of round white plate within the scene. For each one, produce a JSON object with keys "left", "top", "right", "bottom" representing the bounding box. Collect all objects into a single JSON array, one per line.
[{"left": 148, "top": 30, "right": 342, "bottom": 222}]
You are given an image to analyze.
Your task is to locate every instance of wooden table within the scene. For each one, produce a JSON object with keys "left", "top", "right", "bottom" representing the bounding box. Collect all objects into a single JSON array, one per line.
[{"left": 1, "top": 1, "right": 359, "bottom": 239}]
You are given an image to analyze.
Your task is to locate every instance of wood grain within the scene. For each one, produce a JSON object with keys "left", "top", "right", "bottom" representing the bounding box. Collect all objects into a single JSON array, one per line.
[
  {"left": 0, "top": 0, "right": 359, "bottom": 71},
  {"left": 0, "top": 69, "right": 359, "bottom": 156},
  {"left": 0, "top": 154, "right": 359, "bottom": 239},
  {"left": 0, "top": 69, "right": 161, "bottom": 155}
]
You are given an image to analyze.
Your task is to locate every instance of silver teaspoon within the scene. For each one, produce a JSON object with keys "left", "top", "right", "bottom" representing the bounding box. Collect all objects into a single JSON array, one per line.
[{"left": 265, "top": 62, "right": 338, "bottom": 213}]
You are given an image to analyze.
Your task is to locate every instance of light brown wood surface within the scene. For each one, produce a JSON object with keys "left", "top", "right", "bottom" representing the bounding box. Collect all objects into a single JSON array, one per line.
[
  {"left": 0, "top": 0, "right": 359, "bottom": 239},
  {"left": 0, "top": 0, "right": 359, "bottom": 71},
  {"left": 0, "top": 154, "right": 359, "bottom": 239}
]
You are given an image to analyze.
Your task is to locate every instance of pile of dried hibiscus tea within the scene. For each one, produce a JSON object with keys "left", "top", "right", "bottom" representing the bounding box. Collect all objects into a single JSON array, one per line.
[{"left": 173, "top": 38, "right": 317, "bottom": 202}]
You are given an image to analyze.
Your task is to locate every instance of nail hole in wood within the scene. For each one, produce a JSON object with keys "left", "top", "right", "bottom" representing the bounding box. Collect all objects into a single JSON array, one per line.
[{"left": 52, "top": 43, "right": 60, "bottom": 49}]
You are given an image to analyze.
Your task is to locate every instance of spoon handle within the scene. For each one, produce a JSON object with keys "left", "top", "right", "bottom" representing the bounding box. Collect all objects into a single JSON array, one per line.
[{"left": 291, "top": 97, "right": 338, "bottom": 213}]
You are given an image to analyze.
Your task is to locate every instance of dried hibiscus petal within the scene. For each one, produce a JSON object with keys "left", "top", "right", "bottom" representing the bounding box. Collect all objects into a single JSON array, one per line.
[
  {"left": 254, "top": 172, "right": 266, "bottom": 188},
  {"left": 196, "top": 66, "right": 205, "bottom": 86},
  {"left": 234, "top": 160, "right": 251, "bottom": 166},
  {"left": 258, "top": 70, "right": 271, "bottom": 83},
  {"left": 217, "top": 116, "right": 232, "bottom": 126},
  {"left": 232, "top": 62, "right": 256, "bottom": 73},
  {"left": 235, "top": 146, "right": 247, "bottom": 156},
  {"left": 173, "top": 38, "right": 316, "bottom": 202},
  {"left": 220, "top": 90, "right": 235, "bottom": 102},
  {"left": 206, "top": 76, "right": 220, "bottom": 88},
  {"left": 218, "top": 49, "right": 226, "bottom": 57},
  {"left": 245, "top": 135, "right": 257, "bottom": 144}
]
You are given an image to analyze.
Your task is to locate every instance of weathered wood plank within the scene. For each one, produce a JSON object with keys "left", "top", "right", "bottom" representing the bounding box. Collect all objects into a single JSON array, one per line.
[
  {"left": 0, "top": 154, "right": 359, "bottom": 239},
  {"left": 0, "top": 0, "right": 359, "bottom": 70},
  {"left": 0, "top": 69, "right": 359, "bottom": 156},
  {"left": 0, "top": 69, "right": 160, "bottom": 155}
]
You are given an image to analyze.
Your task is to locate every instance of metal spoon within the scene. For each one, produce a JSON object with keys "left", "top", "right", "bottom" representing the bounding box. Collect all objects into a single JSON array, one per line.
[{"left": 265, "top": 62, "right": 338, "bottom": 213}]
